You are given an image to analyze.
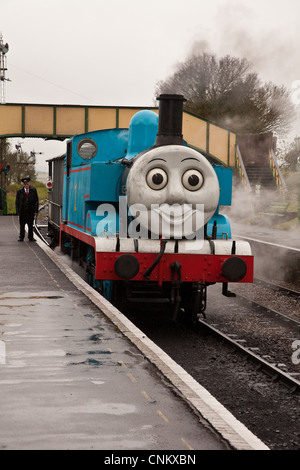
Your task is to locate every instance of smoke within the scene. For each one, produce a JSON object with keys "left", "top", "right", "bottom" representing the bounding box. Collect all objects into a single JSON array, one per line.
[
  {"left": 225, "top": 185, "right": 277, "bottom": 227},
  {"left": 184, "top": 1, "right": 300, "bottom": 141},
  {"left": 187, "top": 39, "right": 211, "bottom": 58},
  {"left": 187, "top": 2, "right": 300, "bottom": 102},
  {"left": 223, "top": 179, "right": 300, "bottom": 284},
  {"left": 227, "top": 173, "right": 299, "bottom": 228}
]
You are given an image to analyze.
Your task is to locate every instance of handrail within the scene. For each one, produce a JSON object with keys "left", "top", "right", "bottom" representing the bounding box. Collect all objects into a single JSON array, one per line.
[
  {"left": 235, "top": 145, "right": 252, "bottom": 192},
  {"left": 269, "top": 149, "right": 287, "bottom": 191},
  {"left": 47, "top": 199, "right": 62, "bottom": 229}
]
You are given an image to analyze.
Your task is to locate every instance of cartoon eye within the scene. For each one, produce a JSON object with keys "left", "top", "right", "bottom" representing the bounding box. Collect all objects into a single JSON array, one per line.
[
  {"left": 182, "top": 169, "right": 204, "bottom": 191},
  {"left": 146, "top": 168, "right": 168, "bottom": 190}
]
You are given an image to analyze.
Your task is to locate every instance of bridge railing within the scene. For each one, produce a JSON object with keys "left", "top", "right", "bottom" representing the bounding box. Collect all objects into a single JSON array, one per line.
[
  {"left": 235, "top": 145, "right": 252, "bottom": 192},
  {"left": 269, "top": 148, "right": 287, "bottom": 191}
]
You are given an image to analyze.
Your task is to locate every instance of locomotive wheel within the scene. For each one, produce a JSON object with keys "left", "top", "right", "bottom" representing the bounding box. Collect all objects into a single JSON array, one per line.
[
  {"left": 184, "top": 304, "right": 199, "bottom": 324},
  {"left": 181, "top": 282, "right": 207, "bottom": 323},
  {"left": 110, "top": 280, "right": 128, "bottom": 312},
  {"left": 84, "top": 248, "right": 124, "bottom": 307},
  {"left": 85, "top": 247, "right": 100, "bottom": 290},
  {"left": 100, "top": 280, "right": 113, "bottom": 301}
]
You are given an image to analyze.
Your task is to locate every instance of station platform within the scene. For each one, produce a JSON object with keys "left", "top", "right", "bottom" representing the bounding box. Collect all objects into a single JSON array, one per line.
[
  {"left": 0, "top": 216, "right": 268, "bottom": 451},
  {"left": 232, "top": 221, "right": 300, "bottom": 251}
]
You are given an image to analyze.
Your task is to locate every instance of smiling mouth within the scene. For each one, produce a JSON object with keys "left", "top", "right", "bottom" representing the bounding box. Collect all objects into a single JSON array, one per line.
[{"left": 152, "top": 205, "right": 195, "bottom": 226}]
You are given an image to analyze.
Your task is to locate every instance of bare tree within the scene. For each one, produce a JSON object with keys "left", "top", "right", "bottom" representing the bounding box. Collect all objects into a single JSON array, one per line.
[
  {"left": 2, "top": 143, "right": 36, "bottom": 185},
  {"left": 155, "top": 52, "right": 295, "bottom": 136},
  {"left": 279, "top": 140, "right": 300, "bottom": 170}
]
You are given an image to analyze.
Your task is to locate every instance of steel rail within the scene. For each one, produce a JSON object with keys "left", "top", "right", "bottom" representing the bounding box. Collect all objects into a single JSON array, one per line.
[
  {"left": 254, "top": 277, "right": 300, "bottom": 299},
  {"left": 198, "top": 319, "right": 300, "bottom": 392}
]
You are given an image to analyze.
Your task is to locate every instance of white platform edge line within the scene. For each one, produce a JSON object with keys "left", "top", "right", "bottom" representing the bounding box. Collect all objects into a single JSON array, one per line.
[
  {"left": 235, "top": 234, "right": 300, "bottom": 253},
  {"left": 36, "top": 237, "right": 269, "bottom": 451}
]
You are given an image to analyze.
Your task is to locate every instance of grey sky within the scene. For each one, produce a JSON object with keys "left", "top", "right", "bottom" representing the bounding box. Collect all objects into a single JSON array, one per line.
[{"left": 1, "top": 0, "right": 300, "bottom": 172}]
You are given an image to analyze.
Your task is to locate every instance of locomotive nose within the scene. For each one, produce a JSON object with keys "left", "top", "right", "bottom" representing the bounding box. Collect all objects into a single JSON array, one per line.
[{"left": 222, "top": 257, "right": 247, "bottom": 282}]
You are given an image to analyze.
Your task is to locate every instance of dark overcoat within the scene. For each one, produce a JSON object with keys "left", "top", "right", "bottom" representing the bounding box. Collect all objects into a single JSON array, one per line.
[{"left": 15, "top": 186, "right": 39, "bottom": 216}]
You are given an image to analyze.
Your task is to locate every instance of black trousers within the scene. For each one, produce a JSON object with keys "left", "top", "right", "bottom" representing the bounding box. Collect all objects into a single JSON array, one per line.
[{"left": 19, "top": 211, "right": 34, "bottom": 240}]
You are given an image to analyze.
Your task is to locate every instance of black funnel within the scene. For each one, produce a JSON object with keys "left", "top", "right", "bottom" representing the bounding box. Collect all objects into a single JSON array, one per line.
[{"left": 154, "top": 94, "right": 186, "bottom": 147}]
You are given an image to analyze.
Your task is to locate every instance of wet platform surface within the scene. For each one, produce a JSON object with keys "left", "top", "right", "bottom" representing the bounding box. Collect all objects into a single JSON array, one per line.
[{"left": 0, "top": 216, "right": 228, "bottom": 450}]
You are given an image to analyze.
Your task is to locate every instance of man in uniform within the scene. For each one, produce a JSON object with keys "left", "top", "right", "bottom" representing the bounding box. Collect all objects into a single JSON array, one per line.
[{"left": 15, "top": 177, "right": 39, "bottom": 242}]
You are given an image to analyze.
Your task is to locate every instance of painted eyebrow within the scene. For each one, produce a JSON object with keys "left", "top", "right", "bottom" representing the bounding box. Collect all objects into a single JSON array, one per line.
[
  {"left": 181, "top": 157, "right": 200, "bottom": 162},
  {"left": 147, "top": 158, "right": 167, "bottom": 164}
]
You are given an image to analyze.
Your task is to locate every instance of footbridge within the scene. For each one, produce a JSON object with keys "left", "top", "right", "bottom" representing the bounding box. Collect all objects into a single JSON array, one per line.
[
  {"left": 0, "top": 103, "right": 236, "bottom": 167},
  {"left": 0, "top": 102, "right": 286, "bottom": 190}
]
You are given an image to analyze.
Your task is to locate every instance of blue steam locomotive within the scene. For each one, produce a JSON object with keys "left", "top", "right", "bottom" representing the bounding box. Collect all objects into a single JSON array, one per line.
[{"left": 47, "top": 94, "right": 253, "bottom": 320}]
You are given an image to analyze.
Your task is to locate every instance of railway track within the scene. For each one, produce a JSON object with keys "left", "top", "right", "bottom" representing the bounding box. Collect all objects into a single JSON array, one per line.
[
  {"left": 198, "top": 318, "right": 300, "bottom": 392},
  {"left": 204, "top": 279, "right": 300, "bottom": 381},
  {"left": 254, "top": 276, "right": 300, "bottom": 299}
]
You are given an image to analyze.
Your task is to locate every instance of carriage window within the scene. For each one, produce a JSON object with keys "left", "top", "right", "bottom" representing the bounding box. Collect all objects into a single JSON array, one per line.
[{"left": 77, "top": 139, "right": 97, "bottom": 160}]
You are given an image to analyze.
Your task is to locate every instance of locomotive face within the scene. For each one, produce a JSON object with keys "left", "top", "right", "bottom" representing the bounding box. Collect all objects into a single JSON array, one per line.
[{"left": 126, "top": 145, "right": 220, "bottom": 239}]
